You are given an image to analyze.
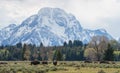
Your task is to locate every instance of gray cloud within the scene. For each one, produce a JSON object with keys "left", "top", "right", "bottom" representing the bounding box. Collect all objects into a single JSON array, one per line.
[
  {"left": 97, "top": 16, "right": 120, "bottom": 39},
  {"left": 0, "top": 0, "right": 120, "bottom": 39}
]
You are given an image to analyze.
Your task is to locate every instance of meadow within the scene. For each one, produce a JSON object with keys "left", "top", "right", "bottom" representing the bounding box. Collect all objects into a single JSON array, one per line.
[{"left": 0, "top": 61, "right": 120, "bottom": 73}]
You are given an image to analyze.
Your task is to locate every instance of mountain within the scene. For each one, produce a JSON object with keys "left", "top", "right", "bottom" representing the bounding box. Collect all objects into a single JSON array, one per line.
[
  {"left": 0, "top": 24, "right": 17, "bottom": 45},
  {"left": 118, "top": 38, "right": 120, "bottom": 43},
  {"left": 0, "top": 7, "right": 113, "bottom": 46}
]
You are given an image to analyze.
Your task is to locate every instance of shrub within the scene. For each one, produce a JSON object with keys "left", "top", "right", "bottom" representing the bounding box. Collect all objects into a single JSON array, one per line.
[
  {"left": 49, "top": 66, "right": 57, "bottom": 71},
  {"left": 98, "top": 70, "right": 106, "bottom": 73},
  {"left": 65, "top": 62, "right": 76, "bottom": 67},
  {"left": 58, "top": 67, "right": 68, "bottom": 71},
  {"left": 35, "top": 70, "right": 46, "bottom": 73}
]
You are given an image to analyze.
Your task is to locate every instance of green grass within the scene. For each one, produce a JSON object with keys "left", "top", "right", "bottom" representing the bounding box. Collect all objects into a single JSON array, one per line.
[
  {"left": 114, "top": 51, "right": 120, "bottom": 55},
  {"left": 0, "top": 61, "right": 120, "bottom": 73}
]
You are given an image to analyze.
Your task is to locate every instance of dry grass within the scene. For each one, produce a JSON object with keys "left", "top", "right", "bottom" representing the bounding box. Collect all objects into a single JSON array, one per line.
[{"left": 0, "top": 61, "right": 120, "bottom": 73}]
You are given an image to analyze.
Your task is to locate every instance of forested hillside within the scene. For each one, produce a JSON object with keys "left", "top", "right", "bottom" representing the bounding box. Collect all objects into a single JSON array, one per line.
[{"left": 0, "top": 36, "right": 120, "bottom": 61}]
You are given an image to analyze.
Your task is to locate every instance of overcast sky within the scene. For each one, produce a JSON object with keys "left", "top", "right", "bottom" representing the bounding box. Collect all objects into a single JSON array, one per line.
[{"left": 0, "top": 0, "right": 120, "bottom": 39}]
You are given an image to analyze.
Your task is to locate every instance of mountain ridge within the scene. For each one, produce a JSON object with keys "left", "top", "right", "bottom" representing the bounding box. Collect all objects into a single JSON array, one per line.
[{"left": 0, "top": 7, "right": 113, "bottom": 46}]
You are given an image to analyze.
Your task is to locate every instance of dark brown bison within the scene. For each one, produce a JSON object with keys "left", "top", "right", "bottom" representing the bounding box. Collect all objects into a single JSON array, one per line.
[
  {"left": 53, "top": 60, "right": 57, "bottom": 66},
  {"left": 93, "top": 61, "right": 99, "bottom": 64},
  {"left": 0, "top": 62, "right": 8, "bottom": 64},
  {"left": 42, "top": 61, "right": 48, "bottom": 65},
  {"left": 111, "top": 61, "right": 115, "bottom": 64},
  {"left": 14, "top": 62, "right": 17, "bottom": 64},
  {"left": 31, "top": 61, "right": 40, "bottom": 65},
  {"left": 100, "top": 61, "right": 115, "bottom": 64},
  {"left": 100, "top": 61, "right": 110, "bottom": 64},
  {"left": 84, "top": 60, "right": 92, "bottom": 63}
]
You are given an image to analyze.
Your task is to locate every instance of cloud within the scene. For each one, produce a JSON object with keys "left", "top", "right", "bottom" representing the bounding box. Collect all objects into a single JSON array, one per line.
[
  {"left": 0, "top": 0, "right": 120, "bottom": 39},
  {"left": 97, "top": 16, "right": 120, "bottom": 39}
]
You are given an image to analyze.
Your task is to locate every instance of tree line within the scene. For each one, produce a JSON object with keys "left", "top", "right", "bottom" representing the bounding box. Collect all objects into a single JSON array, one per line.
[{"left": 0, "top": 36, "right": 120, "bottom": 61}]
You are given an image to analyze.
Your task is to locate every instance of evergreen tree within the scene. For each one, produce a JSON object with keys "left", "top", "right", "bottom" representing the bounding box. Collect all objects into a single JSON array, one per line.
[
  {"left": 0, "top": 45, "right": 4, "bottom": 49},
  {"left": 68, "top": 40, "right": 73, "bottom": 47},
  {"left": 16, "top": 42, "right": 22, "bottom": 48},
  {"left": 54, "top": 50, "right": 62, "bottom": 61},
  {"left": 22, "top": 44, "right": 26, "bottom": 60},
  {"left": 63, "top": 41, "right": 67, "bottom": 47},
  {"left": 73, "top": 40, "right": 83, "bottom": 47},
  {"left": 104, "top": 44, "right": 114, "bottom": 61},
  {"left": 40, "top": 42, "right": 44, "bottom": 48}
]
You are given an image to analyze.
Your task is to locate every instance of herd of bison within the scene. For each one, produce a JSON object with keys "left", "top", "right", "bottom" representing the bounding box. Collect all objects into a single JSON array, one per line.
[
  {"left": 31, "top": 60, "right": 57, "bottom": 65},
  {"left": 0, "top": 60, "right": 58, "bottom": 66},
  {"left": 0, "top": 60, "right": 116, "bottom": 66}
]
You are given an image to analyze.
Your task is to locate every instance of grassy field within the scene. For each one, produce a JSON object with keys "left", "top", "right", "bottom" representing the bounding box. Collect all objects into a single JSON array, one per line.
[{"left": 0, "top": 61, "right": 120, "bottom": 73}]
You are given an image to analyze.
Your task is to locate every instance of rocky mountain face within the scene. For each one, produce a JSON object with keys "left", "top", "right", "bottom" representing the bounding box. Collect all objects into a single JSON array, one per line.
[{"left": 0, "top": 7, "right": 113, "bottom": 46}]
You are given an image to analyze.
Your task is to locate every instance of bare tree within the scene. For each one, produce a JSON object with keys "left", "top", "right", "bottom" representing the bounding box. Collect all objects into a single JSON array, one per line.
[
  {"left": 32, "top": 48, "right": 38, "bottom": 60},
  {"left": 87, "top": 36, "right": 109, "bottom": 61},
  {"left": 23, "top": 44, "right": 31, "bottom": 60},
  {"left": 40, "top": 47, "right": 47, "bottom": 61},
  {"left": 47, "top": 48, "right": 54, "bottom": 61}
]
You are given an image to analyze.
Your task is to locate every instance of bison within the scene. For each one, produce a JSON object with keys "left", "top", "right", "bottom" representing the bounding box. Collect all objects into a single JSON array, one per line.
[
  {"left": 100, "top": 61, "right": 110, "bottom": 64},
  {"left": 84, "top": 60, "right": 92, "bottom": 63},
  {"left": 0, "top": 62, "right": 8, "bottom": 64},
  {"left": 42, "top": 61, "right": 48, "bottom": 65},
  {"left": 100, "top": 61, "right": 116, "bottom": 64},
  {"left": 111, "top": 61, "right": 116, "bottom": 64},
  {"left": 31, "top": 61, "right": 40, "bottom": 65},
  {"left": 53, "top": 60, "right": 57, "bottom": 66}
]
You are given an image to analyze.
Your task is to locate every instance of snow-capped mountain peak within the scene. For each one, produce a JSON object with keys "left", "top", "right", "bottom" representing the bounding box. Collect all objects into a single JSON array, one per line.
[{"left": 0, "top": 7, "right": 113, "bottom": 46}]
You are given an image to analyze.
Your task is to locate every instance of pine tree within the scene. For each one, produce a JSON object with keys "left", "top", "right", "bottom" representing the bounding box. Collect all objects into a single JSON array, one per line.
[
  {"left": 54, "top": 50, "right": 62, "bottom": 61},
  {"left": 16, "top": 42, "right": 22, "bottom": 48},
  {"left": 40, "top": 42, "right": 44, "bottom": 48},
  {"left": 63, "top": 41, "right": 67, "bottom": 47},
  {"left": 68, "top": 40, "right": 73, "bottom": 47},
  {"left": 104, "top": 44, "right": 114, "bottom": 61}
]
